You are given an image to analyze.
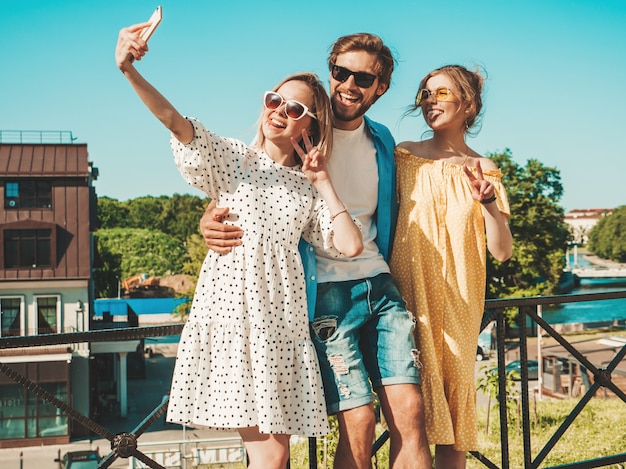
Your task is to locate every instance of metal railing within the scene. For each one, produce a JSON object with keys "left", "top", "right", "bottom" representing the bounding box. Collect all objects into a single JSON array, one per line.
[
  {"left": 1, "top": 292, "right": 625, "bottom": 468},
  {"left": 0, "top": 130, "right": 76, "bottom": 144},
  {"left": 354, "top": 290, "right": 626, "bottom": 469},
  {"left": 474, "top": 291, "right": 626, "bottom": 469},
  {"left": 0, "top": 325, "right": 181, "bottom": 469}
]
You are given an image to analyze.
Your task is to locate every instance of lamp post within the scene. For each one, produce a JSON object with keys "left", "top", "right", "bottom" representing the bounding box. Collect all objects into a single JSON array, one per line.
[
  {"left": 75, "top": 300, "right": 85, "bottom": 332},
  {"left": 182, "top": 424, "right": 187, "bottom": 469},
  {"left": 537, "top": 304, "right": 543, "bottom": 400}
]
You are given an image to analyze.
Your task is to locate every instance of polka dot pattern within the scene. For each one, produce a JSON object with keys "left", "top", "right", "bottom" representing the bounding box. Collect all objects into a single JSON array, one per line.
[
  {"left": 389, "top": 147, "right": 510, "bottom": 451},
  {"left": 165, "top": 119, "right": 330, "bottom": 437}
]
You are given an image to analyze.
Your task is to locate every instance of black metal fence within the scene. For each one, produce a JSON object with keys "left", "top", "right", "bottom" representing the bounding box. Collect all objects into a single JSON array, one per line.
[{"left": 1, "top": 291, "right": 625, "bottom": 468}]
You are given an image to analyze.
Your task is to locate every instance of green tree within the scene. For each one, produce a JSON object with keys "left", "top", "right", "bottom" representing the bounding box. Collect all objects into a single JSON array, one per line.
[
  {"left": 588, "top": 205, "right": 626, "bottom": 262},
  {"left": 93, "top": 239, "right": 123, "bottom": 298},
  {"left": 487, "top": 150, "right": 570, "bottom": 299},
  {"left": 122, "top": 195, "right": 170, "bottom": 232},
  {"left": 98, "top": 194, "right": 209, "bottom": 243},
  {"left": 94, "top": 228, "right": 187, "bottom": 280},
  {"left": 182, "top": 233, "right": 208, "bottom": 277},
  {"left": 94, "top": 195, "right": 210, "bottom": 299},
  {"left": 97, "top": 196, "right": 129, "bottom": 229},
  {"left": 476, "top": 365, "right": 497, "bottom": 434},
  {"left": 160, "top": 194, "right": 209, "bottom": 243},
  {"left": 476, "top": 365, "right": 521, "bottom": 435},
  {"left": 172, "top": 233, "right": 209, "bottom": 319}
]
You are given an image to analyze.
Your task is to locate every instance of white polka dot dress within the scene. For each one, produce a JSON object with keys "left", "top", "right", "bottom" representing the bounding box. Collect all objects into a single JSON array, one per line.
[
  {"left": 165, "top": 119, "right": 330, "bottom": 437},
  {"left": 390, "top": 147, "right": 510, "bottom": 451}
]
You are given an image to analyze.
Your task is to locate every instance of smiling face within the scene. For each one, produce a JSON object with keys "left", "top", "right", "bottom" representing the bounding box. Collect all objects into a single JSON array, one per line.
[
  {"left": 330, "top": 50, "right": 388, "bottom": 130},
  {"left": 420, "top": 72, "right": 469, "bottom": 134},
  {"left": 261, "top": 80, "right": 315, "bottom": 148}
]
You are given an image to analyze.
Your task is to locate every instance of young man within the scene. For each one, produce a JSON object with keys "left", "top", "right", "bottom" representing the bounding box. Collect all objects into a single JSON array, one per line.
[{"left": 200, "top": 34, "right": 432, "bottom": 469}]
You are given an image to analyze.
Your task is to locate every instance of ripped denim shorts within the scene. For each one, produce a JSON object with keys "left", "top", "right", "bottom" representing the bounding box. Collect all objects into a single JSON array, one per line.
[{"left": 310, "top": 273, "right": 421, "bottom": 414}]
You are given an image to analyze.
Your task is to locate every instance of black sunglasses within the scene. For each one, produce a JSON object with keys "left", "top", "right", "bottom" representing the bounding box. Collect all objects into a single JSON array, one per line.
[{"left": 330, "top": 64, "right": 378, "bottom": 88}]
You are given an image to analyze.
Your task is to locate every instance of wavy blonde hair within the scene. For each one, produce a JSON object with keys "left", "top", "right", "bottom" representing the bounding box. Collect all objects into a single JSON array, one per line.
[
  {"left": 406, "top": 64, "right": 486, "bottom": 136},
  {"left": 253, "top": 72, "right": 333, "bottom": 160}
]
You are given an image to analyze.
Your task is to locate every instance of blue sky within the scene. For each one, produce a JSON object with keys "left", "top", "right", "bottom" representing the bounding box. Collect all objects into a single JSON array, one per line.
[{"left": 2, "top": 0, "right": 625, "bottom": 212}]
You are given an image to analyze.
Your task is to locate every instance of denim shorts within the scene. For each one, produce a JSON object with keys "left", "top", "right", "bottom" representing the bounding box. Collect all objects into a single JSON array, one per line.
[{"left": 310, "top": 273, "right": 421, "bottom": 414}]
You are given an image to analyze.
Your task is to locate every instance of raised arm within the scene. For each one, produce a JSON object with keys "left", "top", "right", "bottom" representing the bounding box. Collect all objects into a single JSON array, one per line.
[{"left": 115, "top": 24, "right": 193, "bottom": 144}]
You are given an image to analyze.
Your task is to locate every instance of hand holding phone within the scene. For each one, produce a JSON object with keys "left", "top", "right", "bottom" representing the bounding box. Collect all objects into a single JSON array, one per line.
[
  {"left": 129, "top": 6, "right": 162, "bottom": 63},
  {"left": 140, "top": 6, "right": 162, "bottom": 42}
]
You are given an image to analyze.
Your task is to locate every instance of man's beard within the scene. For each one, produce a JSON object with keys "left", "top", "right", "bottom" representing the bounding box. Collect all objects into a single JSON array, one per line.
[{"left": 331, "top": 92, "right": 376, "bottom": 124}]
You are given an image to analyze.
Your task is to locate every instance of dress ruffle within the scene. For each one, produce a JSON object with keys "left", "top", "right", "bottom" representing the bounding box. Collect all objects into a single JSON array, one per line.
[{"left": 168, "top": 320, "right": 328, "bottom": 435}]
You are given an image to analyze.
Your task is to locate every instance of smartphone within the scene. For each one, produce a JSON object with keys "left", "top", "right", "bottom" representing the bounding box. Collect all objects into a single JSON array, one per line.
[
  {"left": 140, "top": 6, "right": 162, "bottom": 42},
  {"left": 128, "top": 6, "right": 161, "bottom": 63}
]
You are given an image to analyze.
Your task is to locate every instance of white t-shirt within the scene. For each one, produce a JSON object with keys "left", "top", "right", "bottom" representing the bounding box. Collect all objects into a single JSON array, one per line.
[{"left": 315, "top": 120, "right": 391, "bottom": 283}]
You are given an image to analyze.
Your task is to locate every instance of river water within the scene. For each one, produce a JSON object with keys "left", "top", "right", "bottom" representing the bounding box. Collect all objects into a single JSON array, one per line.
[{"left": 542, "top": 255, "right": 626, "bottom": 325}]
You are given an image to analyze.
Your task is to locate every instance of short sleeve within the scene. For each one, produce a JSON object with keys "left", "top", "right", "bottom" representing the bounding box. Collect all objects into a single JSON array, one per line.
[
  {"left": 170, "top": 118, "right": 250, "bottom": 199},
  {"left": 484, "top": 169, "right": 511, "bottom": 218}
]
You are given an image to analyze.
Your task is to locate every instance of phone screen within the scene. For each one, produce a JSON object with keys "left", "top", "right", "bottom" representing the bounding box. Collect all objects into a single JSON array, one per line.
[{"left": 141, "top": 6, "right": 162, "bottom": 42}]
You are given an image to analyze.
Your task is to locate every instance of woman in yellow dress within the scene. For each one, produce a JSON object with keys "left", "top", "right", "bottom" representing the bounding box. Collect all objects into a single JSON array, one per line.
[{"left": 390, "top": 65, "right": 513, "bottom": 469}]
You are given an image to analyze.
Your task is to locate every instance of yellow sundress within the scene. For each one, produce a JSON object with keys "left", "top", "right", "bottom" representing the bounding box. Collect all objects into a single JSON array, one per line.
[{"left": 390, "top": 146, "right": 510, "bottom": 451}]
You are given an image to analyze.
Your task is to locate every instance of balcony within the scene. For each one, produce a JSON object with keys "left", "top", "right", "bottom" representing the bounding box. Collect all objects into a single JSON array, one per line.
[{"left": 0, "top": 291, "right": 625, "bottom": 468}]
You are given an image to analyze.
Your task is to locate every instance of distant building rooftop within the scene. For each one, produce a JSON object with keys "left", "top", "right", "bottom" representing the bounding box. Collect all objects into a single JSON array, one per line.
[
  {"left": 0, "top": 140, "right": 91, "bottom": 177},
  {"left": 565, "top": 208, "right": 613, "bottom": 219},
  {"left": 564, "top": 208, "right": 613, "bottom": 244}
]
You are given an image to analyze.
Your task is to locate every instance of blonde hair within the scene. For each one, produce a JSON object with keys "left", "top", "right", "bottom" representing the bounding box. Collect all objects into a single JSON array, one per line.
[
  {"left": 253, "top": 72, "right": 333, "bottom": 159},
  {"left": 406, "top": 64, "right": 486, "bottom": 135}
]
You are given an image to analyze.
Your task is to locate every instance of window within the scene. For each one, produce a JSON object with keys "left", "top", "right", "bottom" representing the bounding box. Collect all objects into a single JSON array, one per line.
[
  {"left": 0, "top": 382, "right": 69, "bottom": 440},
  {"left": 4, "top": 180, "right": 52, "bottom": 209},
  {"left": 27, "top": 383, "right": 68, "bottom": 437},
  {"left": 36, "top": 296, "right": 59, "bottom": 334},
  {"left": 4, "top": 229, "right": 52, "bottom": 268},
  {"left": 0, "top": 384, "right": 26, "bottom": 439},
  {"left": 0, "top": 297, "right": 22, "bottom": 337}
]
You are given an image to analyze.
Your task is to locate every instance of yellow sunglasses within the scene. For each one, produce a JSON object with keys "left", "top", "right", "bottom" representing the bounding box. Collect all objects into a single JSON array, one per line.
[{"left": 415, "top": 86, "right": 457, "bottom": 106}]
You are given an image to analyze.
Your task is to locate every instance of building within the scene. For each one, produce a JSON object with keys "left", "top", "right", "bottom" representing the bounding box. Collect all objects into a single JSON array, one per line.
[
  {"left": 0, "top": 131, "right": 98, "bottom": 448},
  {"left": 563, "top": 208, "right": 613, "bottom": 245},
  {"left": 90, "top": 296, "right": 185, "bottom": 421}
]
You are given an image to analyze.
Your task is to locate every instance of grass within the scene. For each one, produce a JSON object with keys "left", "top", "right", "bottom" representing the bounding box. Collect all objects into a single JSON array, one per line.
[
  {"left": 283, "top": 397, "right": 626, "bottom": 469},
  {"left": 196, "top": 397, "right": 626, "bottom": 468},
  {"left": 471, "top": 396, "right": 626, "bottom": 468},
  {"left": 287, "top": 422, "right": 390, "bottom": 469}
]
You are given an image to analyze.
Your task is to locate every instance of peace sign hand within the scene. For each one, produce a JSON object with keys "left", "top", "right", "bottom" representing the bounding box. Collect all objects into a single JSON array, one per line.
[
  {"left": 463, "top": 160, "right": 495, "bottom": 204},
  {"left": 291, "top": 130, "right": 329, "bottom": 185}
]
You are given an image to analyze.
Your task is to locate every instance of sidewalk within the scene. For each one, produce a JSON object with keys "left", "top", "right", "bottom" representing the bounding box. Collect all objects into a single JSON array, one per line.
[
  {"left": 582, "top": 253, "right": 626, "bottom": 269},
  {"left": 0, "top": 344, "right": 240, "bottom": 468}
]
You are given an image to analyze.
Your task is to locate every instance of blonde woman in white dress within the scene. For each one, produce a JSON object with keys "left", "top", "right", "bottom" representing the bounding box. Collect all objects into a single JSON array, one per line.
[{"left": 115, "top": 22, "right": 363, "bottom": 469}]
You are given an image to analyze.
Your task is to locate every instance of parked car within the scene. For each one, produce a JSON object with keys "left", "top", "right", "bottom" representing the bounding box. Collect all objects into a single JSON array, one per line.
[
  {"left": 55, "top": 450, "right": 101, "bottom": 469},
  {"left": 476, "top": 344, "right": 489, "bottom": 361},
  {"left": 544, "top": 356, "right": 571, "bottom": 374},
  {"left": 476, "top": 322, "right": 494, "bottom": 361},
  {"left": 504, "top": 359, "right": 539, "bottom": 380}
]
